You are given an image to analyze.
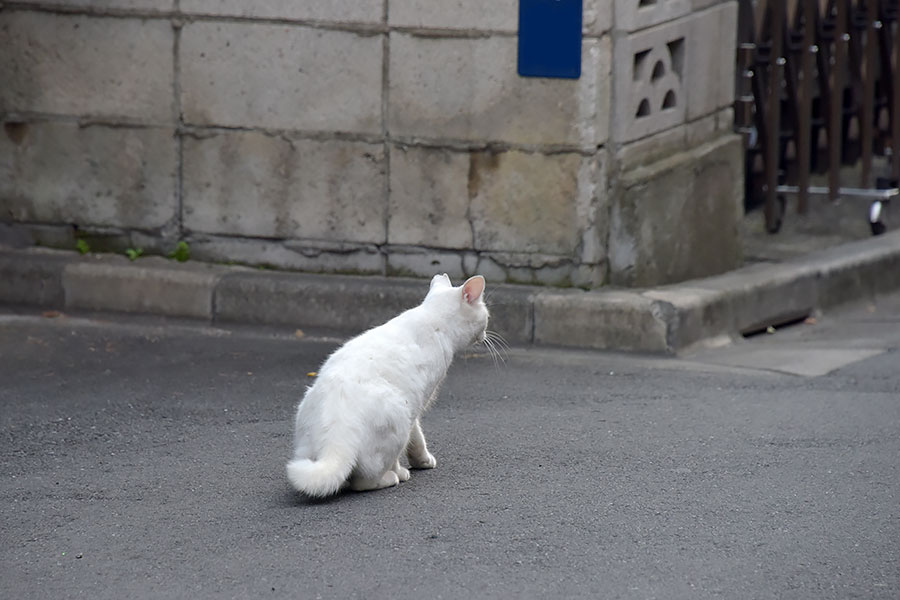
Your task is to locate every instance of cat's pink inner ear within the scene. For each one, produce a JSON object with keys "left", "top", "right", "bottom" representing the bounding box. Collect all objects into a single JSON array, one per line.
[{"left": 462, "top": 275, "right": 485, "bottom": 304}]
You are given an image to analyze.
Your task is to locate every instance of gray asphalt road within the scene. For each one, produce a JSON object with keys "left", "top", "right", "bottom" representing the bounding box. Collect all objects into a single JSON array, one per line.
[{"left": 1, "top": 294, "right": 898, "bottom": 599}]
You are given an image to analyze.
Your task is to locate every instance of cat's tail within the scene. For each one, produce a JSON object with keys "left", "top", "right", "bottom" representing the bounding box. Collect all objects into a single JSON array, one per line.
[{"left": 286, "top": 446, "right": 355, "bottom": 498}]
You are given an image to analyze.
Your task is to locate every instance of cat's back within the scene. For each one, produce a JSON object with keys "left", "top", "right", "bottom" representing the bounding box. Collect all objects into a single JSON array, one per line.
[{"left": 318, "top": 308, "right": 428, "bottom": 377}]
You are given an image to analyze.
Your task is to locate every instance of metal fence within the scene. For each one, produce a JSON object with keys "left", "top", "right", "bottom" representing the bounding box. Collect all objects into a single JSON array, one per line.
[{"left": 735, "top": 0, "right": 899, "bottom": 234}]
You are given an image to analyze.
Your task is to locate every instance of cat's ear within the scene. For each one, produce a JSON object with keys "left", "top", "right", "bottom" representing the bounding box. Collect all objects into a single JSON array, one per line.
[
  {"left": 430, "top": 273, "right": 452, "bottom": 289},
  {"left": 462, "top": 275, "right": 485, "bottom": 305}
]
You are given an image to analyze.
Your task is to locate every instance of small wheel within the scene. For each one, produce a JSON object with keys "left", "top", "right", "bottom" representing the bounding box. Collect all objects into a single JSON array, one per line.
[{"left": 869, "top": 201, "right": 887, "bottom": 236}]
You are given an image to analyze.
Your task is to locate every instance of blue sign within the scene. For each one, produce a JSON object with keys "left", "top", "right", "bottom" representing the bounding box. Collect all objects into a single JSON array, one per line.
[{"left": 518, "top": 0, "right": 583, "bottom": 79}]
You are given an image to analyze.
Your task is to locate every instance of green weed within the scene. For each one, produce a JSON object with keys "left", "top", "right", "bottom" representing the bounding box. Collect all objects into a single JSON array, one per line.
[{"left": 169, "top": 241, "right": 190, "bottom": 262}]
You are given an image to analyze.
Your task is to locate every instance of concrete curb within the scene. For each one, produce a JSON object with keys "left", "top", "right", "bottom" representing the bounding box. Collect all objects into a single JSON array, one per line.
[{"left": 2, "top": 230, "right": 900, "bottom": 353}]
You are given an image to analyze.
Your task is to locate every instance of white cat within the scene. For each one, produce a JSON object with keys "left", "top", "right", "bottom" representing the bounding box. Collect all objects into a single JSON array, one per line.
[{"left": 286, "top": 273, "right": 491, "bottom": 497}]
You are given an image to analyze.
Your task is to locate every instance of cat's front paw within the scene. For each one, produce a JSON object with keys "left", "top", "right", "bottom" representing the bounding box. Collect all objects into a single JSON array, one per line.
[{"left": 409, "top": 452, "right": 437, "bottom": 470}]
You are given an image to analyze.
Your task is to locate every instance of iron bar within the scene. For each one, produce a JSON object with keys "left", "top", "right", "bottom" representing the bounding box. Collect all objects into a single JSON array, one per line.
[
  {"left": 797, "top": 0, "right": 818, "bottom": 213},
  {"left": 775, "top": 184, "right": 899, "bottom": 198},
  {"left": 765, "top": 1, "right": 786, "bottom": 231},
  {"left": 861, "top": 0, "right": 879, "bottom": 186},
  {"left": 829, "top": 0, "right": 849, "bottom": 203}
]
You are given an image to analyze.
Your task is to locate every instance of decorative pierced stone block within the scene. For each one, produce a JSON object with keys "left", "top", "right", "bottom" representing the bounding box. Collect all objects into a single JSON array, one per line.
[{"left": 612, "top": 21, "right": 688, "bottom": 142}]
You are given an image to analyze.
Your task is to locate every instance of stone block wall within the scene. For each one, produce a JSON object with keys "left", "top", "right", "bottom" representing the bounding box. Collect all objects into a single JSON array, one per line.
[{"left": 0, "top": 1, "right": 742, "bottom": 287}]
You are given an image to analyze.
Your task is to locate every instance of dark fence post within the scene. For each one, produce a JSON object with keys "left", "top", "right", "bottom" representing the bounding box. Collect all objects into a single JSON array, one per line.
[{"left": 765, "top": 1, "right": 785, "bottom": 232}]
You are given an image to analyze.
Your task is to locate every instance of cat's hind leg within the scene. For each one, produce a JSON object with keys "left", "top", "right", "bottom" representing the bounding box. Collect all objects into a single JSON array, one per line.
[
  {"left": 349, "top": 432, "right": 406, "bottom": 492},
  {"left": 406, "top": 418, "right": 437, "bottom": 469},
  {"left": 349, "top": 469, "right": 400, "bottom": 492},
  {"left": 348, "top": 457, "right": 408, "bottom": 492}
]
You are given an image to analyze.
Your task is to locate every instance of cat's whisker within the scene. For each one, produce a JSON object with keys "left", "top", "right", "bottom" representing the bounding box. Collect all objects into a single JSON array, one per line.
[
  {"left": 483, "top": 339, "right": 503, "bottom": 370},
  {"left": 485, "top": 332, "right": 510, "bottom": 358},
  {"left": 480, "top": 331, "right": 508, "bottom": 369},
  {"left": 486, "top": 330, "right": 510, "bottom": 351},
  {"left": 484, "top": 339, "right": 501, "bottom": 363},
  {"left": 477, "top": 336, "right": 498, "bottom": 367}
]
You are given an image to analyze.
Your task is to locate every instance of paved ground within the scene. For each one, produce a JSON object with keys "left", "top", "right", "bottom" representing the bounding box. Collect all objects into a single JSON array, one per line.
[{"left": 1, "top": 293, "right": 898, "bottom": 599}]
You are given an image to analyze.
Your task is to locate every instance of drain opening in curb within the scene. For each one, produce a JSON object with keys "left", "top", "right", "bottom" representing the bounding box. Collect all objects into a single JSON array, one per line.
[{"left": 741, "top": 311, "right": 812, "bottom": 339}]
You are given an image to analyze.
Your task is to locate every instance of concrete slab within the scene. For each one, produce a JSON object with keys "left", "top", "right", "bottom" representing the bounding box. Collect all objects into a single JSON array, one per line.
[
  {"left": 533, "top": 289, "right": 670, "bottom": 352},
  {"left": 180, "top": 0, "right": 383, "bottom": 24},
  {"left": 388, "top": 33, "right": 609, "bottom": 148},
  {"left": 0, "top": 248, "right": 76, "bottom": 307},
  {"left": 697, "top": 346, "right": 885, "bottom": 377},
  {"left": 0, "top": 11, "right": 174, "bottom": 121},
  {"left": 180, "top": 21, "right": 382, "bottom": 133},
  {"left": 0, "top": 122, "right": 178, "bottom": 230},
  {"left": 213, "top": 270, "right": 426, "bottom": 332},
  {"left": 62, "top": 255, "right": 223, "bottom": 319},
  {"left": 182, "top": 132, "right": 386, "bottom": 242}
]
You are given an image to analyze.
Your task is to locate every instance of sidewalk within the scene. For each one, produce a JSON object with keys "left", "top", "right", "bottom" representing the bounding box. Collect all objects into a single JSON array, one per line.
[{"left": 2, "top": 222, "right": 899, "bottom": 353}]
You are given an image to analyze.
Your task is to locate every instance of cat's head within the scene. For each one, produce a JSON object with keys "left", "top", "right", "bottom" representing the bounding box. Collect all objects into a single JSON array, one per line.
[{"left": 425, "top": 273, "right": 489, "bottom": 346}]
